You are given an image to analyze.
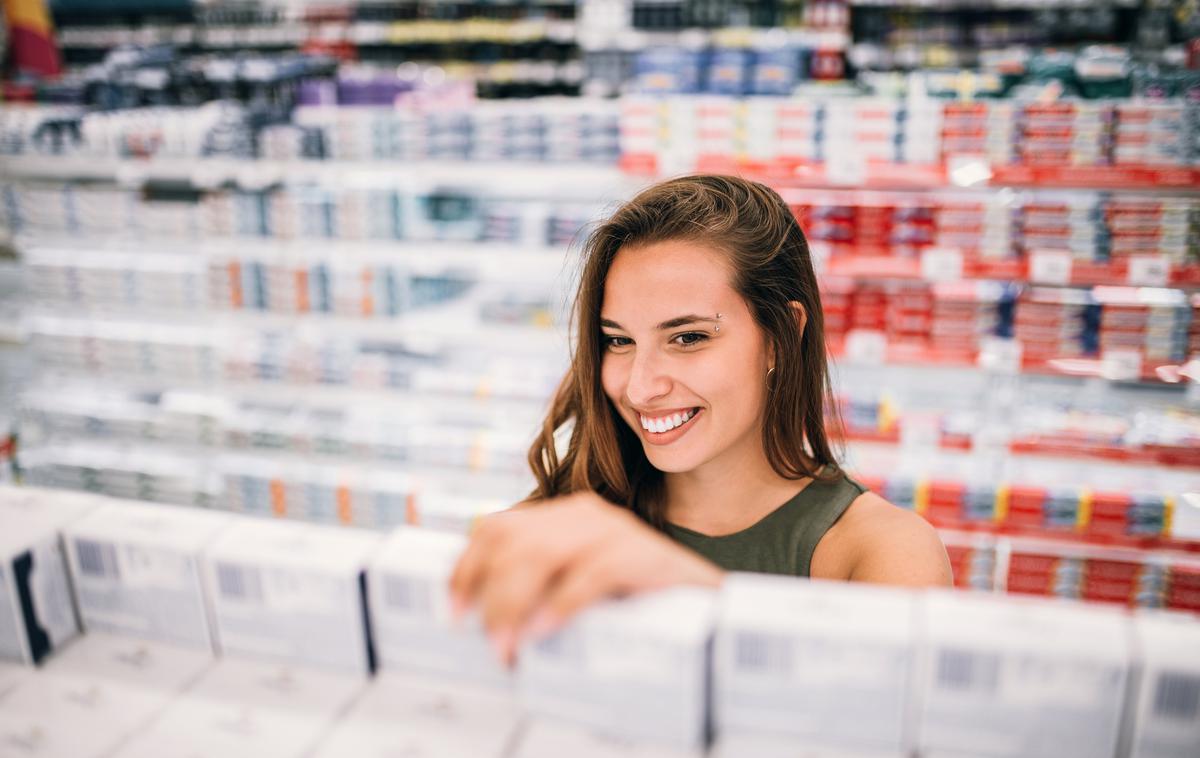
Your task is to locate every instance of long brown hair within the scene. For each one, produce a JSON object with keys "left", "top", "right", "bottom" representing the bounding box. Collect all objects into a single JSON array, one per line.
[{"left": 528, "top": 174, "right": 843, "bottom": 527}]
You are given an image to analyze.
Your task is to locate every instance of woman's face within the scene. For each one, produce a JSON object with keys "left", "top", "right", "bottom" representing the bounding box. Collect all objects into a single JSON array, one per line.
[{"left": 599, "top": 239, "right": 773, "bottom": 476}]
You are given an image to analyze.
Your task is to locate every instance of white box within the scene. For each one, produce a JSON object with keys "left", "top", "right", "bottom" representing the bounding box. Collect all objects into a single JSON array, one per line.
[
  {"left": 0, "top": 660, "right": 30, "bottom": 697},
  {"left": 311, "top": 672, "right": 522, "bottom": 758},
  {"left": 917, "top": 590, "right": 1130, "bottom": 758},
  {"left": 367, "top": 526, "right": 509, "bottom": 687},
  {"left": 512, "top": 719, "right": 705, "bottom": 758},
  {"left": 0, "top": 488, "right": 100, "bottom": 664},
  {"left": 44, "top": 631, "right": 212, "bottom": 695},
  {"left": 713, "top": 574, "right": 917, "bottom": 752},
  {"left": 517, "top": 587, "right": 716, "bottom": 751},
  {"left": 0, "top": 683, "right": 164, "bottom": 758},
  {"left": 113, "top": 658, "right": 365, "bottom": 758},
  {"left": 63, "top": 499, "right": 235, "bottom": 650},
  {"left": 710, "top": 732, "right": 905, "bottom": 758},
  {"left": 1126, "top": 610, "right": 1200, "bottom": 758},
  {"left": 203, "top": 518, "right": 382, "bottom": 675}
]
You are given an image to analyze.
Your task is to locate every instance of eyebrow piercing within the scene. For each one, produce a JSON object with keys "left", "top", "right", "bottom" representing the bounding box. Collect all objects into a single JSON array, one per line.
[{"left": 715, "top": 313, "right": 723, "bottom": 332}]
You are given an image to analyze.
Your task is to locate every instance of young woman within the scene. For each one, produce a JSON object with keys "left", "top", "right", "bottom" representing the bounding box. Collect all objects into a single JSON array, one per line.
[{"left": 450, "top": 174, "right": 951, "bottom": 663}]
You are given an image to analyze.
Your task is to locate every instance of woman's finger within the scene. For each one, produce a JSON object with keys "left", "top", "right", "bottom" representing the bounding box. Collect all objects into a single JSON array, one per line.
[{"left": 447, "top": 516, "right": 506, "bottom": 617}]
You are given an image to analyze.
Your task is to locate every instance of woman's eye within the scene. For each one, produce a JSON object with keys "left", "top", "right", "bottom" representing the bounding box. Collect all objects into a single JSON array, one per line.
[
  {"left": 673, "top": 332, "right": 709, "bottom": 347},
  {"left": 602, "top": 335, "right": 632, "bottom": 349}
]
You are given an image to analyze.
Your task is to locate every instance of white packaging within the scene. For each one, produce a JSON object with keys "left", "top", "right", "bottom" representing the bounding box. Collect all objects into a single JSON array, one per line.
[
  {"left": 63, "top": 499, "right": 235, "bottom": 650},
  {"left": 203, "top": 517, "right": 381, "bottom": 675},
  {"left": 0, "top": 487, "right": 100, "bottom": 664},
  {"left": 916, "top": 590, "right": 1130, "bottom": 758},
  {"left": 44, "top": 631, "right": 212, "bottom": 695},
  {"left": 710, "top": 731, "right": 906, "bottom": 758},
  {"left": 512, "top": 719, "right": 704, "bottom": 758},
  {"left": 0, "top": 678, "right": 166, "bottom": 758},
  {"left": 1125, "top": 610, "right": 1200, "bottom": 758},
  {"left": 367, "top": 526, "right": 508, "bottom": 687},
  {"left": 311, "top": 672, "right": 522, "bottom": 758},
  {"left": 114, "top": 658, "right": 365, "bottom": 758},
  {"left": 713, "top": 574, "right": 917, "bottom": 753},
  {"left": 517, "top": 587, "right": 716, "bottom": 751},
  {"left": 0, "top": 659, "right": 29, "bottom": 697}
]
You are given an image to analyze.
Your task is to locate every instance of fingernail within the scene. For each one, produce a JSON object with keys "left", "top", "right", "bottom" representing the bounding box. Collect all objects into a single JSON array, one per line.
[
  {"left": 524, "top": 609, "right": 560, "bottom": 640},
  {"left": 449, "top": 593, "right": 465, "bottom": 623}
]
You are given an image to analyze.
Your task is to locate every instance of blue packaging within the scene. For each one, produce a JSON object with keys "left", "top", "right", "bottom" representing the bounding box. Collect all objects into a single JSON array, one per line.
[
  {"left": 752, "top": 47, "right": 802, "bottom": 96},
  {"left": 634, "top": 48, "right": 705, "bottom": 95},
  {"left": 706, "top": 48, "right": 754, "bottom": 96}
]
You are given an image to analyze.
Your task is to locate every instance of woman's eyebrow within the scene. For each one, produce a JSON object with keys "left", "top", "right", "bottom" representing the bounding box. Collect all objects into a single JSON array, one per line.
[{"left": 600, "top": 315, "right": 721, "bottom": 331}]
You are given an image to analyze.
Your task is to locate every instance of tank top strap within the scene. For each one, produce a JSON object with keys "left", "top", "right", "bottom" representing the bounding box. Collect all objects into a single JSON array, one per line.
[{"left": 784, "top": 473, "right": 868, "bottom": 576}]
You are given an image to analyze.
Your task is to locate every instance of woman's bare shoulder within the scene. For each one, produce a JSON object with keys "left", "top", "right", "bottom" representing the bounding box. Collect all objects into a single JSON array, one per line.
[{"left": 812, "top": 490, "right": 953, "bottom": 587}]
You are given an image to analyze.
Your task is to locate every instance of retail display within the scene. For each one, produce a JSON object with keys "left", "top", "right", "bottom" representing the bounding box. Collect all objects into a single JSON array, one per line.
[{"left": 2, "top": 484, "right": 1199, "bottom": 758}]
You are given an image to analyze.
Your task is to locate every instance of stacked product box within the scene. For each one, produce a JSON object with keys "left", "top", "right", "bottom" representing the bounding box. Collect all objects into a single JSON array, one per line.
[
  {"left": 63, "top": 498, "right": 235, "bottom": 650},
  {"left": 1013, "top": 287, "right": 1099, "bottom": 361},
  {"left": 28, "top": 318, "right": 223, "bottom": 384},
  {"left": 1104, "top": 195, "right": 1200, "bottom": 266},
  {"left": 712, "top": 574, "right": 916, "bottom": 758},
  {"left": 1015, "top": 102, "right": 1114, "bottom": 168},
  {"left": 25, "top": 248, "right": 207, "bottom": 313},
  {"left": 939, "top": 530, "right": 1000, "bottom": 592},
  {"left": 825, "top": 98, "right": 899, "bottom": 164},
  {"left": 1004, "top": 540, "right": 1175, "bottom": 608},
  {"left": 0, "top": 487, "right": 100, "bottom": 665},
  {"left": 817, "top": 275, "right": 855, "bottom": 345},
  {"left": 940, "top": 101, "right": 1016, "bottom": 165},
  {"left": 1018, "top": 192, "right": 1107, "bottom": 262},
  {"left": 1094, "top": 286, "right": 1192, "bottom": 365},
  {"left": 1113, "top": 100, "right": 1193, "bottom": 167},
  {"left": 742, "top": 98, "right": 822, "bottom": 164},
  {"left": 21, "top": 444, "right": 221, "bottom": 506},
  {"left": 933, "top": 193, "right": 1015, "bottom": 259},
  {"left": 916, "top": 591, "right": 1130, "bottom": 758},
  {"left": 312, "top": 673, "right": 523, "bottom": 758},
  {"left": 1124, "top": 610, "right": 1200, "bottom": 758},
  {"left": 930, "top": 281, "right": 1010, "bottom": 357},
  {"left": 517, "top": 588, "right": 716, "bottom": 753},
  {"left": 884, "top": 280, "right": 934, "bottom": 347}
]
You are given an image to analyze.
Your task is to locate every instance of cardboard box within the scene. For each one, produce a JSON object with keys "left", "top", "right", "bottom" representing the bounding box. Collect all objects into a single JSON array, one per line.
[
  {"left": 0, "top": 487, "right": 101, "bottom": 664},
  {"left": 203, "top": 517, "right": 381, "bottom": 675},
  {"left": 916, "top": 590, "right": 1130, "bottom": 758},
  {"left": 366, "top": 526, "right": 508, "bottom": 686},
  {"left": 113, "top": 658, "right": 365, "bottom": 758},
  {"left": 713, "top": 574, "right": 917, "bottom": 753},
  {"left": 63, "top": 499, "right": 235, "bottom": 650},
  {"left": 517, "top": 587, "right": 716, "bottom": 751},
  {"left": 1125, "top": 610, "right": 1200, "bottom": 758},
  {"left": 513, "top": 719, "right": 705, "bottom": 758},
  {"left": 311, "top": 672, "right": 521, "bottom": 758}
]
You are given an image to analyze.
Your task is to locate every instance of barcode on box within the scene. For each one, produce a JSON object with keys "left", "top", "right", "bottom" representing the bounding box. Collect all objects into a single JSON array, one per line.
[
  {"left": 936, "top": 649, "right": 999, "bottom": 694},
  {"left": 1153, "top": 671, "right": 1200, "bottom": 720},
  {"left": 76, "top": 539, "right": 120, "bottom": 580},
  {"left": 734, "top": 632, "right": 793, "bottom": 675},
  {"left": 384, "top": 575, "right": 432, "bottom": 615},
  {"left": 216, "top": 562, "right": 264, "bottom": 604}
]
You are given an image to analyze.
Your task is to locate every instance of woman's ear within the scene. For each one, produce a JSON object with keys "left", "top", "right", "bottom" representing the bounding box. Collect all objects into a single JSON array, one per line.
[{"left": 789, "top": 300, "right": 808, "bottom": 336}]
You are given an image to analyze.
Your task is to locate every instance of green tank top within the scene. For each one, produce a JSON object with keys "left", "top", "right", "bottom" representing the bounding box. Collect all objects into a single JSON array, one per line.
[{"left": 663, "top": 473, "right": 867, "bottom": 577}]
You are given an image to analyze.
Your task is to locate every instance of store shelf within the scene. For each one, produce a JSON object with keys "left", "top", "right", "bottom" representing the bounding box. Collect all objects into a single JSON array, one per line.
[
  {"left": 848, "top": 0, "right": 1139, "bottom": 7},
  {"left": 822, "top": 252, "right": 1200, "bottom": 289},
  {"left": 577, "top": 26, "right": 849, "bottom": 52},
  {"left": 0, "top": 156, "right": 638, "bottom": 199},
  {"left": 623, "top": 155, "right": 1200, "bottom": 194}
]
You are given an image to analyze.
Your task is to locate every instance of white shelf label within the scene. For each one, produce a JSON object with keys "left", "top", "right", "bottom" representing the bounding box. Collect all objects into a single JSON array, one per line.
[
  {"left": 920, "top": 247, "right": 964, "bottom": 282},
  {"left": 1101, "top": 349, "right": 1143, "bottom": 382},
  {"left": 977, "top": 337, "right": 1023, "bottom": 375},
  {"left": 845, "top": 329, "right": 887, "bottom": 366},
  {"left": 1028, "top": 250, "right": 1073, "bottom": 286},
  {"left": 1127, "top": 255, "right": 1170, "bottom": 287},
  {"left": 826, "top": 150, "right": 867, "bottom": 187}
]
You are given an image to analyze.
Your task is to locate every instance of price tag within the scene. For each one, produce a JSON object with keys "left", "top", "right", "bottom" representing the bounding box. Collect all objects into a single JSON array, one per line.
[
  {"left": 1101, "top": 349, "right": 1143, "bottom": 382},
  {"left": 977, "top": 337, "right": 1023, "bottom": 375},
  {"left": 1028, "top": 250, "right": 1073, "bottom": 286},
  {"left": 1127, "top": 255, "right": 1170, "bottom": 287},
  {"left": 920, "top": 247, "right": 964, "bottom": 282},
  {"left": 844, "top": 329, "right": 887, "bottom": 366},
  {"left": 826, "top": 150, "right": 867, "bottom": 187}
]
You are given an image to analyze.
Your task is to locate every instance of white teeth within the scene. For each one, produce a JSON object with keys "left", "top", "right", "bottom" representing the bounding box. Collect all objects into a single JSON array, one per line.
[{"left": 639, "top": 409, "right": 697, "bottom": 434}]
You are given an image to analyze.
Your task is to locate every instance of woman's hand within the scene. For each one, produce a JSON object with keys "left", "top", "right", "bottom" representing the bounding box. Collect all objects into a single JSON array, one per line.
[{"left": 448, "top": 491, "right": 724, "bottom": 666}]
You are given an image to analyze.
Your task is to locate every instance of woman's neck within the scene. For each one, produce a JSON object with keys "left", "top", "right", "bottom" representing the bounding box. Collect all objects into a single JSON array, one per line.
[{"left": 663, "top": 441, "right": 815, "bottom": 536}]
